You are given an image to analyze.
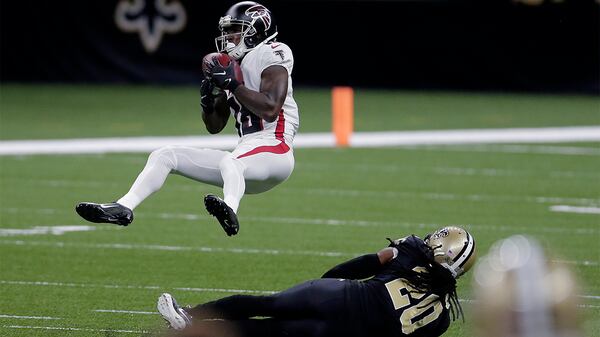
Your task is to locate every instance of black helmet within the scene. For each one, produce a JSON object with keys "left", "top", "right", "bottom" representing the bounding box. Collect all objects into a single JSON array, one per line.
[{"left": 215, "top": 1, "right": 278, "bottom": 60}]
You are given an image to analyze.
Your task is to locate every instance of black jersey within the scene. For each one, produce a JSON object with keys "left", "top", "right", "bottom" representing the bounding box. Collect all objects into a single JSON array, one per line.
[{"left": 357, "top": 236, "right": 451, "bottom": 337}]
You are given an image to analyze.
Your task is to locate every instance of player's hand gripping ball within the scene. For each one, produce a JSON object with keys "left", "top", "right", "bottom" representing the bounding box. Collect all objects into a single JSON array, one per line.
[{"left": 202, "top": 52, "right": 244, "bottom": 91}]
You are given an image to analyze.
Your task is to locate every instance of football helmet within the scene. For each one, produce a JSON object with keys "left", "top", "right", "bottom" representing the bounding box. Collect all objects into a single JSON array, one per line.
[
  {"left": 215, "top": 1, "right": 278, "bottom": 60},
  {"left": 473, "top": 235, "right": 582, "bottom": 337},
  {"left": 424, "top": 226, "right": 476, "bottom": 278}
]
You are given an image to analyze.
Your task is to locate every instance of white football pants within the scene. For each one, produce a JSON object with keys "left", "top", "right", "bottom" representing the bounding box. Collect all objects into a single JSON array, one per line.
[{"left": 117, "top": 138, "right": 294, "bottom": 214}]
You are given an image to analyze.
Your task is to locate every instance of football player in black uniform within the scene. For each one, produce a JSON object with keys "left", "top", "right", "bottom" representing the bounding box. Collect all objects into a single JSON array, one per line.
[{"left": 157, "top": 226, "right": 476, "bottom": 337}]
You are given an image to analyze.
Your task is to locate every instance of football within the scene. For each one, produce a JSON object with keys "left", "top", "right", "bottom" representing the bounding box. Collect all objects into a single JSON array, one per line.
[{"left": 202, "top": 53, "right": 243, "bottom": 83}]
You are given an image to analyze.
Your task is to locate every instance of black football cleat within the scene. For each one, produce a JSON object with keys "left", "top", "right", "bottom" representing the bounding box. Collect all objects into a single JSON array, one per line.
[
  {"left": 204, "top": 194, "right": 239, "bottom": 236},
  {"left": 75, "top": 202, "right": 133, "bottom": 226}
]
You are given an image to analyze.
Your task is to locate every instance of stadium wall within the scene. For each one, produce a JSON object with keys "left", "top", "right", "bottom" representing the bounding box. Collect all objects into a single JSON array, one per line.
[{"left": 1, "top": 0, "right": 598, "bottom": 93}]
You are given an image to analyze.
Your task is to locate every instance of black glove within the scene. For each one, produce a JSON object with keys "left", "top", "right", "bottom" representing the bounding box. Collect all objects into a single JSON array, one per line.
[
  {"left": 210, "top": 61, "right": 242, "bottom": 91},
  {"left": 200, "top": 79, "right": 222, "bottom": 113}
]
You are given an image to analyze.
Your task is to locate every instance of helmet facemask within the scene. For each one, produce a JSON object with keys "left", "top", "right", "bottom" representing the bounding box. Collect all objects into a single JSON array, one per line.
[
  {"left": 425, "top": 227, "right": 476, "bottom": 279},
  {"left": 215, "top": 13, "right": 278, "bottom": 60}
]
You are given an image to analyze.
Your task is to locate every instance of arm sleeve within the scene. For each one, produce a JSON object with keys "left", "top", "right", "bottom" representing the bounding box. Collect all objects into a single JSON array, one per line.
[{"left": 321, "top": 253, "right": 383, "bottom": 280}]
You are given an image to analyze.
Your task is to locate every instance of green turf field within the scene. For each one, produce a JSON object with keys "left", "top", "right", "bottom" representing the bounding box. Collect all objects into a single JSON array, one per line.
[
  {"left": 1, "top": 84, "right": 599, "bottom": 139},
  {"left": 0, "top": 85, "right": 599, "bottom": 336}
]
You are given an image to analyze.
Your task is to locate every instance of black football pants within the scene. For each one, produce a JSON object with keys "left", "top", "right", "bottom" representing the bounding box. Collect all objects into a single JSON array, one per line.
[{"left": 187, "top": 278, "right": 359, "bottom": 337}]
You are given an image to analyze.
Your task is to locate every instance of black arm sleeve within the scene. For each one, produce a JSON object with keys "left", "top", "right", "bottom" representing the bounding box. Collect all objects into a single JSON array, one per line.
[{"left": 321, "top": 254, "right": 383, "bottom": 280}]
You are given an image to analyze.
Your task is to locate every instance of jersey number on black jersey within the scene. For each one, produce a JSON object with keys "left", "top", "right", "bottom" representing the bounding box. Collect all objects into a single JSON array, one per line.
[
  {"left": 385, "top": 277, "right": 447, "bottom": 334},
  {"left": 228, "top": 95, "right": 263, "bottom": 137}
]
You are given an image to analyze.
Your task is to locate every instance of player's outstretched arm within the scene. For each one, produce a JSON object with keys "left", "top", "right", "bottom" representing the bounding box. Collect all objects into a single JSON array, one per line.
[
  {"left": 231, "top": 65, "right": 288, "bottom": 123},
  {"left": 200, "top": 79, "right": 230, "bottom": 134},
  {"left": 321, "top": 247, "right": 397, "bottom": 280}
]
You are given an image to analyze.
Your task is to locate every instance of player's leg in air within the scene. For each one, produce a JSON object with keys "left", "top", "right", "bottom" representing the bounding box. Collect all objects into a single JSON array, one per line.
[
  {"left": 76, "top": 140, "right": 293, "bottom": 236},
  {"left": 204, "top": 138, "right": 294, "bottom": 235},
  {"left": 76, "top": 145, "right": 227, "bottom": 229}
]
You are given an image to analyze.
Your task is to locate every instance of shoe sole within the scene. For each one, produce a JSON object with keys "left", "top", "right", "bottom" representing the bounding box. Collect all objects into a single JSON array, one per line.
[
  {"left": 204, "top": 195, "right": 239, "bottom": 236},
  {"left": 75, "top": 203, "right": 130, "bottom": 226},
  {"left": 157, "top": 293, "right": 188, "bottom": 330}
]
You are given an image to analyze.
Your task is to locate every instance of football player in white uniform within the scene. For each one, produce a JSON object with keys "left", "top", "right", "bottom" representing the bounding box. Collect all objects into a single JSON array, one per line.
[{"left": 76, "top": 1, "right": 299, "bottom": 236}]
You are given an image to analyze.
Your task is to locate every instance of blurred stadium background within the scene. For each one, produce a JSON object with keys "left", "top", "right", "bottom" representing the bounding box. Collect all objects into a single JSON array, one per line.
[{"left": 1, "top": 0, "right": 598, "bottom": 336}]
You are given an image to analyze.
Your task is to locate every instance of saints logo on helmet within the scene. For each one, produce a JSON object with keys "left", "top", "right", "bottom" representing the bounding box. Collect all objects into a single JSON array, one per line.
[
  {"left": 215, "top": 1, "right": 278, "bottom": 60},
  {"left": 425, "top": 226, "right": 476, "bottom": 278}
]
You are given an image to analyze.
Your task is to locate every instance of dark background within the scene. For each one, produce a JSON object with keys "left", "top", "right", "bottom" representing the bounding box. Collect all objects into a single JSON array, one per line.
[{"left": 1, "top": 0, "right": 598, "bottom": 93}]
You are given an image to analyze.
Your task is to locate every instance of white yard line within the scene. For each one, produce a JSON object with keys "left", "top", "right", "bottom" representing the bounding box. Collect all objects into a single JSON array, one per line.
[
  {"left": 579, "top": 295, "right": 600, "bottom": 300},
  {"left": 93, "top": 309, "right": 157, "bottom": 315},
  {"left": 1, "top": 279, "right": 597, "bottom": 304},
  {"left": 0, "top": 240, "right": 351, "bottom": 257},
  {"left": 289, "top": 188, "right": 600, "bottom": 207},
  {"left": 5, "top": 176, "right": 600, "bottom": 206},
  {"left": 432, "top": 167, "right": 517, "bottom": 177},
  {"left": 1, "top": 127, "right": 599, "bottom": 155},
  {"left": 95, "top": 303, "right": 600, "bottom": 315},
  {"left": 93, "top": 302, "right": 600, "bottom": 314},
  {"left": 553, "top": 260, "right": 600, "bottom": 267},
  {"left": 0, "top": 225, "right": 96, "bottom": 237},
  {"left": 3, "top": 205, "right": 599, "bottom": 235},
  {"left": 349, "top": 127, "right": 600, "bottom": 147},
  {"left": 137, "top": 211, "right": 600, "bottom": 235},
  {"left": 549, "top": 205, "right": 600, "bottom": 215},
  {"left": 13, "top": 163, "right": 597, "bottom": 181},
  {"left": 2, "top": 324, "right": 146, "bottom": 334},
  {"left": 299, "top": 162, "right": 598, "bottom": 178},
  {"left": 1, "top": 241, "right": 597, "bottom": 267},
  {"left": 456, "top": 299, "right": 600, "bottom": 309},
  {"left": 531, "top": 196, "right": 599, "bottom": 207},
  {"left": 0, "top": 279, "right": 156, "bottom": 290},
  {"left": 0, "top": 280, "right": 276, "bottom": 295},
  {"left": 405, "top": 144, "right": 600, "bottom": 156},
  {"left": 173, "top": 286, "right": 276, "bottom": 294},
  {"left": 0, "top": 315, "right": 61, "bottom": 320}
]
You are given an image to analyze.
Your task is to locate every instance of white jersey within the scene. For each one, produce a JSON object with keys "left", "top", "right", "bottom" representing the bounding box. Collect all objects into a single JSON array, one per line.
[{"left": 227, "top": 41, "right": 299, "bottom": 145}]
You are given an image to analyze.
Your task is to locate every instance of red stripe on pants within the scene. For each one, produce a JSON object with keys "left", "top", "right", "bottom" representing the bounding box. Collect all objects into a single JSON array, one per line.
[{"left": 236, "top": 142, "right": 290, "bottom": 159}]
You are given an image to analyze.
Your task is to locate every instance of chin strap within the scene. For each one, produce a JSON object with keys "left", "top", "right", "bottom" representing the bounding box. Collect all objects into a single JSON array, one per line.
[
  {"left": 440, "top": 262, "right": 459, "bottom": 279},
  {"left": 228, "top": 31, "right": 279, "bottom": 60}
]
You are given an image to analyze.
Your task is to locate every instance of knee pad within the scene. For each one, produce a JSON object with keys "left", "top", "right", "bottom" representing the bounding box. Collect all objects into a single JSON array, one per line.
[{"left": 147, "top": 145, "right": 178, "bottom": 169}]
